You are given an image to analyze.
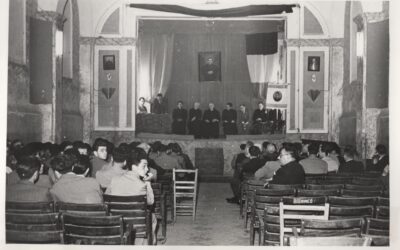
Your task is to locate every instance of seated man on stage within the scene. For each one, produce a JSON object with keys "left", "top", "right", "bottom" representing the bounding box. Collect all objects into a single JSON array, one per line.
[
  {"left": 172, "top": 101, "right": 188, "bottom": 135},
  {"left": 151, "top": 93, "right": 167, "bottom": 114},
  {"left": 222, "top": 102, "right": 238, "bottom": 136},
  {"left": 202, "top": 102, "right": 220, "bottom": 139},
  {"left": 188, "top": 102, "right": 202, "bottom": 139},
  {"left": 251, "top": 102, "right": 267, "bottom": 134},
  {"left": 237, "top": 104, "right": 250, "bottom": 134}
]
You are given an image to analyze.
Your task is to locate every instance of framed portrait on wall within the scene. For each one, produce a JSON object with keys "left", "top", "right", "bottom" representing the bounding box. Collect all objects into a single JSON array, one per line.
[
  {"left": 307, "top": 56, "right": 320, "bottom": 72},
  {"left": 199, "top": 51, "right": 221, "bottom": 82},
  {"left": 103, "top": 55, "right": 115, "bottom": 70}
]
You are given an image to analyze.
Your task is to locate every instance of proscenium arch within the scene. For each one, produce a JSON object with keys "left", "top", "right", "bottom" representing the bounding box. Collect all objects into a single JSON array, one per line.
[
  {"left": 301, "top": 2, "right": 330, "bottom": 38},
  {"left": 94, "top": 0, "right": 123, "bottom": 37}
]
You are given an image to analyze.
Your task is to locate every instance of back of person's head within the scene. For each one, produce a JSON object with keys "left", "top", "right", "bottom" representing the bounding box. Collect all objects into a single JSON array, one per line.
[
  {"left": 92, "top": 138, "right": 108, "bottom": 152},
  {"left": 60, "top": 141, "right": 73, "bottom": 152},
  {"left": 239, "top": 143, "right": 246, "bottom": 151},
  {"left": 126, "top": 148, "right": 148, "bottom": 170},
  {"left": 281, "top": 143, "right": 298, "bottom": 160},
  {"left": 129, "top": 141, "right": 141, "bottom": 150},
  {"left": 343, "top": 145, "right": 357, "bottom": 159},
  {"left": 112, "top": 147, "right": 128, "bottom": 163},
  {"left": 72, "top": 155, "right": 91, "bottom": 175},
  {"left": 106, "top": 140, "right": 115, "bottom": 156},
  {"left": 249, "top": 146, "right": 261, "bottom": 157},
  {"left": 64, "top": 148, "right": 81, "bottom": 158},
  {"left": 376, "top": 144, "right": 387, "bottom": 155},
  {"left": 151, "top": 141, "right": 162, "bottom": 153},
  {"left": 308, "top": 143, "right": 319, "bottom": 155},
  {"left": 246, "top": 141, "right": 254, "bottom": 148},
  {"left": 159, "top": 144, "right": 167, "bottom": 153},
  {"left": 170, "top": 143, "right": 182, "bottom": 154},
  {"left": 137, "top": 143, "right": 151, "bottom": 154},
  {"left": 51, "top": 154, "right": 78, "bottom": 174},
  {"left": 262, "top": 141, "right": 270, "bottom": 150},
  {"left": 21, "top": 142, "right": 43, "bottom": 158},
  {"left": 16, "top": 156, "right": 41, "bottom": 180}
]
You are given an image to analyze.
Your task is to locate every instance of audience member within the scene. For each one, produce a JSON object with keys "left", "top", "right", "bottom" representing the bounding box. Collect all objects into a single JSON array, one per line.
[
  {"left": 241, "top": 146, "right": 264, "bottom": 177},
  {"left": 222, "top": 102, "right": 238, "bottom": 135},
  {"left": 172, "top": 101, "right": 188, "bottom": 135},
  {"left": 319, "top": 143, "right": 339, "bottom": 173},
  {"left": 188, "top": 102, "right": 202, "bottom": 139},
  {"left": 371, "top": 144, "right": 389, "bottom": 173},
  {"left": 260, "top": 142, "right": 278, "bottom": 164},
  {"left": 269, "top": 143, "right": 305, "bottom": 184},
  {"left": 202, "top": 102, "right": 220, "bottom": 139},
  {"left": 96, "top": 147, "right": 128, "bottom": 189},
  {"left": 338, "top": 146, "right": 364, "bottom": 173},
  {"left": 170, "top": 143, "right": 194, "bottom": 169},
  {"left": 254, "top": 149, "right": 280, "bottom": 182},
  {"left": 50, "top": 154, "right": 103, "bottom": 203},
  {"left": 6, "top": 156, "right": 51, "bottom": 202},
  {"left": 149, "top": 143, "right": 182, "bottom": 170},
  {"left": 90, "top": 138, "right": 109, "bottom": 177},
  {"left": 299, "top": 143, "right": 328, "bottom": 175}
]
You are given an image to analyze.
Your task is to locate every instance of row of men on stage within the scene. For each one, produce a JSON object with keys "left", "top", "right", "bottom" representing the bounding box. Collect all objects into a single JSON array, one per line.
[{"left": 171, "top": 101, "right": 285, "bottom": 139}]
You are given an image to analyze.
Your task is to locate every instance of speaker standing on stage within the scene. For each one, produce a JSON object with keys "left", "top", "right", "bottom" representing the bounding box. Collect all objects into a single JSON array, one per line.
[
  {"left": 188, "top": 102, "right": 202, "bottom": 139},
  {"left": 172, "top": 101, "right": 187, "bottom": 135},
  {"left": 152, "top": 93, "right": 167, "bottom": 114},
  {"left": 203, "top": 102, "right": 220, "bottom": 139},
  {"left": 222, "top": 103, "right": 237, "bottom": 135}
]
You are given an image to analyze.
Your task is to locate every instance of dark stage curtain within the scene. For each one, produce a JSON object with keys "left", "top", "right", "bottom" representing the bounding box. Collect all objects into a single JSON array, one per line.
[
  {"left": 166, "top": 34, "right": 261, "bottom": 115},
  {"left": 129, "top": 4, "right": 297, "bottom": 17}
]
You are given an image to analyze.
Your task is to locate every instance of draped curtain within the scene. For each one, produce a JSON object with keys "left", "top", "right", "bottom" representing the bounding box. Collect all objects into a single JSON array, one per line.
[{"left": 138, "top": 33, "right": 174, "bottom": 104}]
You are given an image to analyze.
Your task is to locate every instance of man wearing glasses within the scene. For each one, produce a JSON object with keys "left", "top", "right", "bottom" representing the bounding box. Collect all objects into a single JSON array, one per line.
[{"left": 269, "top": 143, "right": 305, "bottom": 184}]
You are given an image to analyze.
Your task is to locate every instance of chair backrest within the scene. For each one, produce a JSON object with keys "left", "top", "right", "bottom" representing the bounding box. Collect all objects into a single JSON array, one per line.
[
  {"left": 6, "top": 201, "right": 54, "bottom": 213},
  {"left": 328, "top": 196, "right": 377, "bottom": 206},
  {"left": 297, "top": 189, "right": 339, "bottom": 197},
  {"left": 306, "top": 184, "right": 344, "bottom": 190},
  {"left": 55, "top": 202, "right": 108, "bottom": 216},
  {"left": 61, "top": 213, "right": 128, "bottom": 245},
  {"left": 377, "top": 197, "right": 389, "bottom": 206},
  {"left": 300, "top": 218, "right": 364, "bottom": 237},
  {"left": 341, "top": 189, "right": 382, "bottom": 197},
  {"left": 6, "top": 212, "right": 62, "bottom": 243},
  {"left": 279, "top": 199, "right": 329, "bottom": 245},
  {"left": 287, "top": 236, "right": 372, "bottom": 246},
  {"left": 375, "top": 205, "right": 389, "bottom": 219},
  {"left": 254, "top": 188, "right": 295, "bottom": 210},
  {"left": 351, "top": 177, "right": 381, "bottom": 186},
  {"left": 267, "top": 184, "right": 304, "bottom": 190},
  {"left": 329, "top": 205, "right": 374, "bottom": 219},
  {"left": 365, "top": 218, "right": 389, "bottom": 236},
  {"left": 103, "top": 194, "right": 150, "bottom": 239},
  {"left": 344, "top": 184, "right": 383, "bottom": 191},
  {"left": 173, "top": 169, "right": 198, "bottom": 186},
  {"left": 151, "top": 183, "right": 163, "bottom": 216}
]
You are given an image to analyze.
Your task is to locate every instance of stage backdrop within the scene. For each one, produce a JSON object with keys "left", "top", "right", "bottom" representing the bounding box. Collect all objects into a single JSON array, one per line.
[{"left": 166, "top": 33, "right": 258, "bottom": 114}]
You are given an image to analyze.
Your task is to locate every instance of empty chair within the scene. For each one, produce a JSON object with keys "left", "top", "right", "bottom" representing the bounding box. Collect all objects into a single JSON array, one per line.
[
  {"left": 375, "top": 206, "right": 389, "bottom": 219},
  {"left": 344, "top": 184, "right": 383, "bottom": 191},
  {"left": 173, "top": 169, "right": 198, "bottom": 222},
  {"left": 306, "top": 184, "right": 343, "bottom": 190},
  {"left": 299, "top": 218, "right": 364, "bottom": 237},
  {"left": 55, "top": 202, "right": 108, "bottom": 216},
  {"left": 151, "top": 182, "right": 167, "bottom": 242},
  {"left": 279, "top": 197, "right": 329, "bottom": 245},
  {"left": 328, "top": 196, "right": 377, "bottom": 207},
  {"left": 250, "top": 188, "right": 295, "bottom": 245},
  {"left": 61, "top": 213, "right": 132, "bottom": 244},
  {"left": 6, "top": 212, "right": 62, "bottom": 243},
  {"left": 286, "top": 236, "right": 372, "bottom": 246},
  {"left": 329, "top": 205, "right": 374, "bottom": 219},
  {"left": 103, "top": 194, "right": 152, "bottom": 244},
  {"left": 297, "top": 189, "right": 339, "bottom": 197},
  {"left": 243, "top": 179, "right": 266, "bottom": 229},
  {"left": 6, "top": 201, "right": 54, "bottom": 213},
  {"left": 363, "top": 218, "right": 390, "bottom": 246},
  {"left": 341, "top": 189, "right": 381, "bottom": 197}
]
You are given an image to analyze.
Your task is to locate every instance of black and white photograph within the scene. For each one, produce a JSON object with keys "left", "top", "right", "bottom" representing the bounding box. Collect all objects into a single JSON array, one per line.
[{"left": 1, "top": 0, "right": 399, "bottom": 248}]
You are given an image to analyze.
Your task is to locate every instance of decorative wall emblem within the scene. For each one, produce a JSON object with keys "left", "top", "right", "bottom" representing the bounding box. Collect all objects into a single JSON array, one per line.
[
  {"left": 307, "top": 89, "right": 320, "bottom": 102},
  {"left": 101, "top": 87, "right": 116, "bottom": 100},
  {"left": 273, "top": 91, "right": 283, "bottom": 102}
]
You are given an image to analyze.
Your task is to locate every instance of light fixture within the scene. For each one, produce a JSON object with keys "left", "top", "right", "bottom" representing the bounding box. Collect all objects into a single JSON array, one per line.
[{"left": 55, "top": 29, "right": 63, "bottom": 56}]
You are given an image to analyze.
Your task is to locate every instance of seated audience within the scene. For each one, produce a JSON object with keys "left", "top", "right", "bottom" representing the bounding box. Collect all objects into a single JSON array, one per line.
[
  {"left": 90, "top": 138, "right": 109, "bottom": 177},
  {"left": 172, "top": 101, "right": 188, "bottom": 135},
  {"left": 260, "top": 142, "right": 279, "bottom": 164},
  {"left": 338, "top": 146, "right": 364, "bottom": 173},
  {"left": 96, "top": 147, "right": 128, "bottom": 189},
  {"left": 269, "top": 143, "right": 305, "bottom": 184},
  {"left": 299, "top": 143, "right": 328, "bottom": 175},
  {"left": 168, "top": 143, "right": 185, "bottom": 169},
  {"left": 170, "top": 142, "right": 194, "bottom": 169},
  {"left": 138, "top": 142, "right": 165, "bottom": 178},
  {"left": 6, "top": 156, "right": 51, "bottom": 202},
  {"left": 73, "top": 141, "right": 90, "bottom": 156},
  {"left": 299, "top": 142, "right": 309, "bottom": 160},
  {"left": 106, "top": 148, "right": 157, "bottom": 245},
  {"left": 150, "top": 143, "right": 182, "bottom": 170},
  {"left": 241, "top": 146, "right": 264, "bottom": 177},
  {"left": 371, "top": 144, "right": 389, "bottom": 173},
  {"left": 254, "top": 151, "right": 280, "bottom": 182},
  {"left": 50, "top": 154, "right": 103, "bottom": 203},
  {"left": 222, "top": 102, "right": 238, "bottom": 135},
  {"left": 319, "top": 143, "right": 339, "bottom": 173}
]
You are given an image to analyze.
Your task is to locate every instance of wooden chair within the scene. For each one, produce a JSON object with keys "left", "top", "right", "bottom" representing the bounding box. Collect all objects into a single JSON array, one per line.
[
  {"left": 377, "top": 196, "right": 389, "bottom": 206},
  {"left": 243, "top": 179, "right": 265, "bottom": 229},
  {"left": 341, "top": 189, "right": 382, "bottom": 197},
  {"left": 61, "top": 213, "right": 132, "bottom": 244},
  {"left": 172, "top": 168, "right": 198, "bottom": 222},
  {"left": 6, "top": 201, "right": 54, "bottom": 213},
  {"left": 299, "top": 218, "right": 364, "bottom": 237},
  {"left": 329, "top": 205, "right": 374, "bottom": 219},
  {"left": 344, "top": 184, "right": 383, "bottom": 191},
  {"left": 297, "top": 189, "right": 339, "bottom": 197},
  {"left": 151, "top": 182, "right": 167, "bottom": 242},
  {"left": 250, "top": 188, "right": 295, "bottom": 245},
  {"left": 6, "top": 212, "right": 63, "bottom": 243},
  {"left": 304, "top": 174, "right": 326, "bottom": 184},
  {"left": 55, "top": 202, "right": 108, "bottom": 216},
  {"left": 158, "top": 170, "right": 173, "bottom": 222},
  {"left": 328, "top": 196, "right": 377, "bottom": 207},
  {"left": 267, "top": 184, "right": 304, "bottom": 190},
  {"left": 279, "top": 197, "right": 329, "bottom": 246},
  {"left": 306, "top": 184, "right": 343, "bottom": 190},
  {"left": 286, "top": 235, "right": 372, "bottom": 246},
  {"left": 375, "top": 206, "right": 389, "bottom": 219},
  {"left": 103, "top": 194, "right": 152, "bottom": 245},
  {"left": 351, "top": 177, "right": 381, "bottom": 186},
  {"left": 363, "top": 218, "right": 390, "bottom": 246},
  {"left": 261, "top": 206, "right": 295, "bottom": 246}
]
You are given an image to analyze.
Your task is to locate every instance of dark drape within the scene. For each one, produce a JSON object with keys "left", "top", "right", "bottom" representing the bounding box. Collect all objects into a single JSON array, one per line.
[
  {"left": 129, "top": 4, "right": 297, "bottom": 17},
  {"left": 166, "top": 34, "right": 261, "bottom": 115},
  {"left": 246, "top": 32, "right": 278, "bottom": 55}
]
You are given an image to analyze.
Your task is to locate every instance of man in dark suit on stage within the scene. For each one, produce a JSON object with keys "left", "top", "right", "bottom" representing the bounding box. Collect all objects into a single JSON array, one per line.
[
  {"left": 251, "top": 102, "right": 267, "bottom": 134},
  {"left": 188, "top": 102, "right": 202, "bottom": 139},
  {"left": 172, "top": 101, "right": 188, "bottom": 135},
  {"left": 222, "top": 102, "right": 238, "bottom": 136},
  {"left": 152, "top": 93, "right": 167, "bottom": 114},
  {"left": 202, "top": 102, "right": 220, "bottom": 139}
]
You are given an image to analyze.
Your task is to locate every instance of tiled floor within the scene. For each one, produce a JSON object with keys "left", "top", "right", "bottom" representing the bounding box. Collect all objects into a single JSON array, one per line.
[{"left": 163, "top": 182, "right": 249, "bottom": 245}]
